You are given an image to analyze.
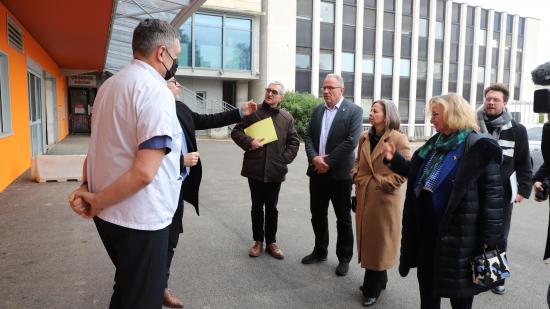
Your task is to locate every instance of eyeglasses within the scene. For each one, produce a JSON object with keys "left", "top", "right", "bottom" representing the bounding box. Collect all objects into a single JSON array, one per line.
[
  {"left": 321, "top": 86, "right": 342, "bottom": 92},
  {"left": 265, "top": 88, "right": 280, "bottom": 95},
  {"left": 167, "top": 80, "right": 181, "bottom": 87}
]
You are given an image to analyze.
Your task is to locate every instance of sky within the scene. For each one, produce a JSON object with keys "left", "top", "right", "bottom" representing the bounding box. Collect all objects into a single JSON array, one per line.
[{"left": 460, "top": 0, "right": 550, "bottom": 66}]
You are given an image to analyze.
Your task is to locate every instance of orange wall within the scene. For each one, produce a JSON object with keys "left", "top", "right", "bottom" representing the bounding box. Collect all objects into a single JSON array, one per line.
[{"left": 0, "top": 3, "right": 69, "bottom": 192}]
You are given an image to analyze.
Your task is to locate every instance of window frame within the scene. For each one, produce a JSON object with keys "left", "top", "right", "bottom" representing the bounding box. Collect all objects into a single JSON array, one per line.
[{"left": 0, "top": 52, "right": 12, "bottom": 137}]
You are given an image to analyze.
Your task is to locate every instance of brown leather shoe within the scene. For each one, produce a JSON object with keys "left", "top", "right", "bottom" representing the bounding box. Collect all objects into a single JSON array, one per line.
[
  {"left": 266, "top": 243, "right": 284, "bottom": 259},
  {"left": 163, "top": 288, "right": 184, "bottom": 308},
  {"left": 249, "top": 241, "right": 263, "bottom": 257}
]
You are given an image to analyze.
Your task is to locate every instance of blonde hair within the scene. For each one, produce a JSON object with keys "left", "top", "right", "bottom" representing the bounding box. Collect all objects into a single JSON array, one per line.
[{"left": 429, "top": 93, "right": 479, "bottom": 132}]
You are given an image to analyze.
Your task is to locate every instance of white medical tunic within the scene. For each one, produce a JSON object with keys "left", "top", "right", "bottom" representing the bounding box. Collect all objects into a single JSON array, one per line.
[{"left": 87, "top": 60, "right": 183, "bottom": 231}]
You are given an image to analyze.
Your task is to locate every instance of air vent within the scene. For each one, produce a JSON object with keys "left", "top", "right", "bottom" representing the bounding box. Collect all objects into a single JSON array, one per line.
[{"left": 7, "top": 16, "right": 23, "bottom": 53}]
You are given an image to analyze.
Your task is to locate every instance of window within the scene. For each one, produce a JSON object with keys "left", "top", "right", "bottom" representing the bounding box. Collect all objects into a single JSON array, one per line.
[
  {"left": 419, "top": 19, "right": 428, "bottom": 37},
  {"left": 382, "top": 57, "right": 393, "bottom": 76},
  {"left": 478, "top": 30, "right": 487, "bottom": 46},
  {"left": 195, "top": 14, "right": 223, "bottom": 69},
  {"left": 400, "top": 59, "right": 410, "bottom": 77},
  {"left": 494, "top": 12, "right": 501, "bottom": 31},
  {"left": 433, "top": 62, "right": 443, "bottom": 80},
  {"left": 296, "top": 48, "right": 311, "bottom": 69},
  {"left": 363, "top": 29, "right": 375, "bottom": 54},
  {"left": 383, "top": 13, "right": 395, "bottom": 31},
  {"left": 343, "top": 5, "right": 356, "bottom": 25},
  {"left": 384, "top": 0, "right": 395, "bottom": 12},
  {"left": 383, "top": 31, "right": 394, "bottom": 55},
  {"left": 420, "top": 0, "right": 429, "bottom": 18},
  {"left": 399, "top": 100, "right": 409, "bottom": 122},
  {"left": 320, "top": 23, "right": 335, "bottom": 49},
  {"left": 181, "top": 13, "right": 253, "bottom": 71},
  {"left": 342, "top": 52, "right": 355, "bottom": 72},
  {"left": 320, "top": 2, "right": 335, "bottom": 23},
  {"left": 0, "top": 53, "right": 11, "bottom": 134},
  {"left": 297, "top": 0, "right": 313, "bottom": 18},
  {"left": 319, "top": 51, "right": 334, "bottom": 71},
  {"left": 478, "top": 66, "right": 485, "bottom": 82},
  {"left": 436, "top": 22, "right": 444, "bottom": 40},
  {"left": 362, "top": 55, "right": 374, "bottom": 74},
  {"left": 402, "top": 16, "right": 413, "bottom": 34},
  {"left": 224, "top": 18, "right": 252, "bottom": 70},
  {"left": 364, "top": 8, "right": 376, "bottom": 28}
]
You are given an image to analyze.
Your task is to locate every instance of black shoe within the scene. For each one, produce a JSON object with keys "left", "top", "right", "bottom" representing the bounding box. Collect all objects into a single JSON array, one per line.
[
  {"left": 335, "top": 261, "right": 349, "bottom": 276},
  {"left": 362, "top": 296, "right": 377, "bottom": 307},
  {"left": 491, "top": 285, "right": 505, "bottom": 295},
  {"left": 301, "top": 252, "right": 327, "bottom": 264}
]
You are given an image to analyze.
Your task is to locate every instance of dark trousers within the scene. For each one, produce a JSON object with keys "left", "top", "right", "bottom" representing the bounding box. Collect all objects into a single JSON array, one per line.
[
  {"left": 94, "top": 217, "right": 168, "bottom": 309},
  {"left": 309, "top": 175, "right": 353, "bottom": 261},
  {"left": 497, "top": 202, "right": 514, "bottom": 286},
  {"left": 416, "top": 191, "right": 473, "bottom": 309},
  {"left": 166, "top": 190, "right": 186, "bottom": 288},
  {"left": 362, "top": 269, "right": 388, "bottom": 297},
  {"left": 248, "top": 178, "right": 282, "bottom": 244}
]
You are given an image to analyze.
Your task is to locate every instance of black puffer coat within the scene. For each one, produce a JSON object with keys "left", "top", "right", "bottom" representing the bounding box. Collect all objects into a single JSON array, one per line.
[{"left": 387, "top": 132, "right": 504, "bottom": 298}]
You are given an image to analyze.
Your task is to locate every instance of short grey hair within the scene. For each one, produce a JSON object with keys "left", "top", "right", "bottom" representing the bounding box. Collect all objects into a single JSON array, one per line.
[
  {"left": 324, "top": 74, "right": 345, "bottom": 87},
  {"left": 372, "top": 99, "right": 400, "bottom": 130},
  {"left": 132, "top": 19, "right": 179, "bottom": 57},
  {"left": 269, "top": 81, "right": 286, "bottom": 95}
]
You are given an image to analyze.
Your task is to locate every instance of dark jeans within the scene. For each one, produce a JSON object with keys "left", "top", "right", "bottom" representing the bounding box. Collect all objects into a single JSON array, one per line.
[
  {"left": 309, "top": 175, "right": 353, "bottom": 262},
  {"left": 248, "top": 178, "right": 282, "bottom": 244},
  {"left": 94, "top": 217, "right": 168, "bottom": 309},
  {"left": 497, "top": 202, "right": 514, "bottom": 286},
  {"left": 362, "top": 269, "right": 388, "bottom": 297}
]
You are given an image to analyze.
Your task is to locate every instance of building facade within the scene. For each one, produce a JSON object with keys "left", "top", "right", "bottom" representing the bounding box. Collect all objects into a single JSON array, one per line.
[{"left": 175, "top": 0, "right": 540, "bottom": 138}]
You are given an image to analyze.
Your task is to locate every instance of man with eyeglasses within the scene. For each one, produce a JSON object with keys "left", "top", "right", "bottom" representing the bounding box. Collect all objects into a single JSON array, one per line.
[
  {"left": 231, "top": 81, "right": 300, "bottom": 260},
  {"left": 163, "top": 77, "right": 257, "bottom": 308},
  {"left": 302, "top": 74, "right": 363, "bottom": 276},
  {"left": 68, "top": 19, "right": 183, "bottom": 309}
]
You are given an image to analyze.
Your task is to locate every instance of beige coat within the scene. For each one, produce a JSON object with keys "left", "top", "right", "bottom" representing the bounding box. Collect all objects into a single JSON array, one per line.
[{"left": 350, "top": 129, "right": 411, "bottom": 270}]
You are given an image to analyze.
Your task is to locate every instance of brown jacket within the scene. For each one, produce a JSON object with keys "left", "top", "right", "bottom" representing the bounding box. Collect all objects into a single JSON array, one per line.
[
  {"left": 350, "top": 129, "right": 411, "bottom": 270},
  {"left": 231, "top": 103, "right": 300, "bottom": 183}
]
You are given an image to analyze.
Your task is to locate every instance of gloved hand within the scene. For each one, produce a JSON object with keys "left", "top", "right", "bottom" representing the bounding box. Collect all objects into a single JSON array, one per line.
[{"left": 399, "top": 262, "right": 409, "bottom": 277}]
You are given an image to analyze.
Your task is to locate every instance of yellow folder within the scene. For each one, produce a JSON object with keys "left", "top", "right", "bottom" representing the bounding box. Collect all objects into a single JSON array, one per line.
[{"left": 244, "top": 117, "right": 278, "bottom": 145}]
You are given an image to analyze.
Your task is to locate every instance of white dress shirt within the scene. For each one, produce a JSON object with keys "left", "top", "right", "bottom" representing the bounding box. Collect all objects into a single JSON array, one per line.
[{"left": 319, "top": 97, "right": 344, "bottom": 155}]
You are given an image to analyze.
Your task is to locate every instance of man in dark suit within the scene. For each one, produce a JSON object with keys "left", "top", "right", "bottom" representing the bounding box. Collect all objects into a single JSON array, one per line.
[
  {"left": 163, "top": 78, "right": 257, "bottom": 308},
  {"left": 302, "top": 73, "right": 363, "bottom": 276}
]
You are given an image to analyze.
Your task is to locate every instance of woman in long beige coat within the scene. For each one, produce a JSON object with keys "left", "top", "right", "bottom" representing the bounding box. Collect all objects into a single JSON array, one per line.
[{"left": 351, "top": 99, "right": 411, "bottom": 307}]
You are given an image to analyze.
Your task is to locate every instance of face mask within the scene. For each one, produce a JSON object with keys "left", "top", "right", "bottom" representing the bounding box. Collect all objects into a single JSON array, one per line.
[{"left": 162, "top": 49, "right": 178, "bottom": 80}]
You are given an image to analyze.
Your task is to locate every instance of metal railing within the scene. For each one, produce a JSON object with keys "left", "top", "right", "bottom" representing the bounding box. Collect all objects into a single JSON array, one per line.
[{"left": 179, "top": 86, "right": 237, "bottom": 136}]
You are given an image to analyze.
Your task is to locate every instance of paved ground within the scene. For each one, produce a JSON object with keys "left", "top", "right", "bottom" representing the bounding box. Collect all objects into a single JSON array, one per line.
[{"left": 0, "top": 137, "right": 549, "bottom": 308}]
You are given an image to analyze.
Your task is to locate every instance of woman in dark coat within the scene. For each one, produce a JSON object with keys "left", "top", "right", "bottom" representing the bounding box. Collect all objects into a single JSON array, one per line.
[{"left": 383, "top": 93, "right": 504, "bottom": 309}]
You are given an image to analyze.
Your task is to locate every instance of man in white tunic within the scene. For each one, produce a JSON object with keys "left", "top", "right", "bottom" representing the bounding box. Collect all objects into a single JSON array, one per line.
[{"left": 68, "top": 19, "right": 183, "bottom": 309}]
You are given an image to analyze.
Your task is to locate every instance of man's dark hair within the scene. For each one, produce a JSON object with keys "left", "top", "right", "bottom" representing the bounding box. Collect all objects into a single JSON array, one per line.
[
  {"left": 483, "top": 83, "right": 509, "bottom": 102},
  {"left": 132, "top": 19, "right": 179, "bottom": 57}
]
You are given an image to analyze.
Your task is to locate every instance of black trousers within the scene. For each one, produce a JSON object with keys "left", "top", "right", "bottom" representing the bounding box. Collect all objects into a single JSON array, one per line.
[
  {"left": 309, "top": 175, "right": 353, "bottom": 261},
  {"left": 497, "top": 202, "right": 514, "bottom": 286},
  {"left": 166, "top": 189, "right": 186, "bottom": 288},
  {"left": 362, "top": 269, "right": 388, "bottom": 297},
  {"left": 248, "top": 178, "right": 282, "bottom": 244},
  {"left": 416, "top": 191, "right": 473, "bottom": 309},
  {"left": 94, "top": 217, "right": 168, "bottom": 309}
]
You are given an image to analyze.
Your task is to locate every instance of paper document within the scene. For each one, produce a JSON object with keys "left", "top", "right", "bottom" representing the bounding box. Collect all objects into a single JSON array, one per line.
[
  {"left": 509, "top": 171, "right": 517, "bottom": 204},
  {"left": 244, "top": 117, "right": 278, "bottom": 145}
]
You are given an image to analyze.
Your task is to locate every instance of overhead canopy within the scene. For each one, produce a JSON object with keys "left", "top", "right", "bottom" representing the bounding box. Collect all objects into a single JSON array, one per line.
[
  {"left": 2, "top": 0, "right": 115, "bottom": 71},
  {"left": 105, "top": 0, "right": 206, "bottom": 73},
  {"left": 2, "top": 0, "right": 205, "bottom": 72}
]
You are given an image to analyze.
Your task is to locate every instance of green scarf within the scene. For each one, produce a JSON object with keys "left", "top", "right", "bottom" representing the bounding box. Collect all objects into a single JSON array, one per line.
[{"left": 417, "top": 129, "right": 472, "bottom": 187}]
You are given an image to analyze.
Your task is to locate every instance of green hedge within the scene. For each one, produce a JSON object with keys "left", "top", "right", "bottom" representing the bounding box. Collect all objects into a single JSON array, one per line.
[{"left": 280, "top": 92, "right": 323, "bottom": 138}]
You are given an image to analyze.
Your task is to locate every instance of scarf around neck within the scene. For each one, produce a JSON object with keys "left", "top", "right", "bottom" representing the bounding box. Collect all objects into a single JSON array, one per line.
[
  {"left": 476, "top": 106, "right": 512, "bottom": 139},
  {"left": 417, "top": 129, "right": 472, "bottom": 189}
]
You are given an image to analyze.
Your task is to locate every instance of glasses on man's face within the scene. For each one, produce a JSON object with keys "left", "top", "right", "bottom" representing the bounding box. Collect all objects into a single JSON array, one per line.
[
  {"left": 321, "top": 86, "right": 342, "bottom": 92},
  {"left": 167, "top": 80, "right": 181, "bottom": 87},
  {"left": 265, "top": 88, "right": 280, "bottom": 96}
]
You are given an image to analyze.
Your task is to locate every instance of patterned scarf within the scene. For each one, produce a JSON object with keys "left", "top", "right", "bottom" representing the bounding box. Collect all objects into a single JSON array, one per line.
[
  {"left": 476, "top": 106, "right": 512, "bottom": 140},
  {"left": 417, "top": 129, "right": 472, "bottom": 190}
]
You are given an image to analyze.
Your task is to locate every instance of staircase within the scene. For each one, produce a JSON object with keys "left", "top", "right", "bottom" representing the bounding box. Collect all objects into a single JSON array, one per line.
[{"left": 179, "top": 85, "right": 237, "bottom": 137}]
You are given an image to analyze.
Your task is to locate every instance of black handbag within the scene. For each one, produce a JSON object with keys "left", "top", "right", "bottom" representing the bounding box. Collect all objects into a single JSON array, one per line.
[{"left": 470, "top": 248, "right": 510, "bottom": 287}]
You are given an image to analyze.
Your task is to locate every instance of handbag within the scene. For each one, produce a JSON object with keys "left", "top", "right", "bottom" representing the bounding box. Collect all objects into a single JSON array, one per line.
[{"left": 470, "top": 248, "right": 511, "bottom": 287}]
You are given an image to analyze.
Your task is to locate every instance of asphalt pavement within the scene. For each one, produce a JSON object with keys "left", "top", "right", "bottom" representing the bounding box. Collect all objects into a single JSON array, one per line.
[{"left": 0, "top": 138, "right": 548, "bottom": 309}]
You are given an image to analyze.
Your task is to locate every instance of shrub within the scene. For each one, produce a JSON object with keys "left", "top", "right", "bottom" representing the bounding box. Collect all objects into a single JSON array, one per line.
[{"left": 280, "top": 92, "right": 323, "bottom": 138}]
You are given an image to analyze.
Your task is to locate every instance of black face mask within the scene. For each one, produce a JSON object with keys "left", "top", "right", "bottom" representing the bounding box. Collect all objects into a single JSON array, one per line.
[{"left": 162, "top": 49, "right": 178, "bottom": 80}]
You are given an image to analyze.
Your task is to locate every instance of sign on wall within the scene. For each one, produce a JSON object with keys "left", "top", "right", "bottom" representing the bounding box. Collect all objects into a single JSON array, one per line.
[{"left": 68, "top": 75, "right": 97, "bottom": 87}]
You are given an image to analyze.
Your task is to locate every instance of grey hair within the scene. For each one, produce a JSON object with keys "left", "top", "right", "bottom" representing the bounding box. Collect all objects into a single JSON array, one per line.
[
  {"left": 269, "top": 81, "right": 286, "bottom": 95},
  {"left": 372, "top": 99, "right": 401, "bottom": 130},
  {"left": 324, "top": 74, "right": 345, "bottom": 87},
  {"left": 132, "top": 19, "right": 179, "bottom": 57}
]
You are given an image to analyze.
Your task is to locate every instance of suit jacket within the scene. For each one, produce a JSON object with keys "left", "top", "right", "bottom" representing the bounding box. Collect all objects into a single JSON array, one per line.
[
  {"left": 304, "top": 98, "right": 363, "bottom": 180},
  {"left": 174, "top": 100, "right": 241, "bottom": 222}
]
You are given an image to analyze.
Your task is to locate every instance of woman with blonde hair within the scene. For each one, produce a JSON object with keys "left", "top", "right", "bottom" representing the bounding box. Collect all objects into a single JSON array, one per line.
[
  {"left": 383, "top": 93, "right": 504, "bottom": 309},
  {"left": 351, "top": 99, "right": 411, "bottom": 306}
]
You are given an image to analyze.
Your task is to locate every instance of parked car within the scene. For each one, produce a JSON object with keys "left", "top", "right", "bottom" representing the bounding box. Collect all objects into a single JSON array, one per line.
[{"left": 527, "top": 124, "right": 544, "bottom": 172}]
